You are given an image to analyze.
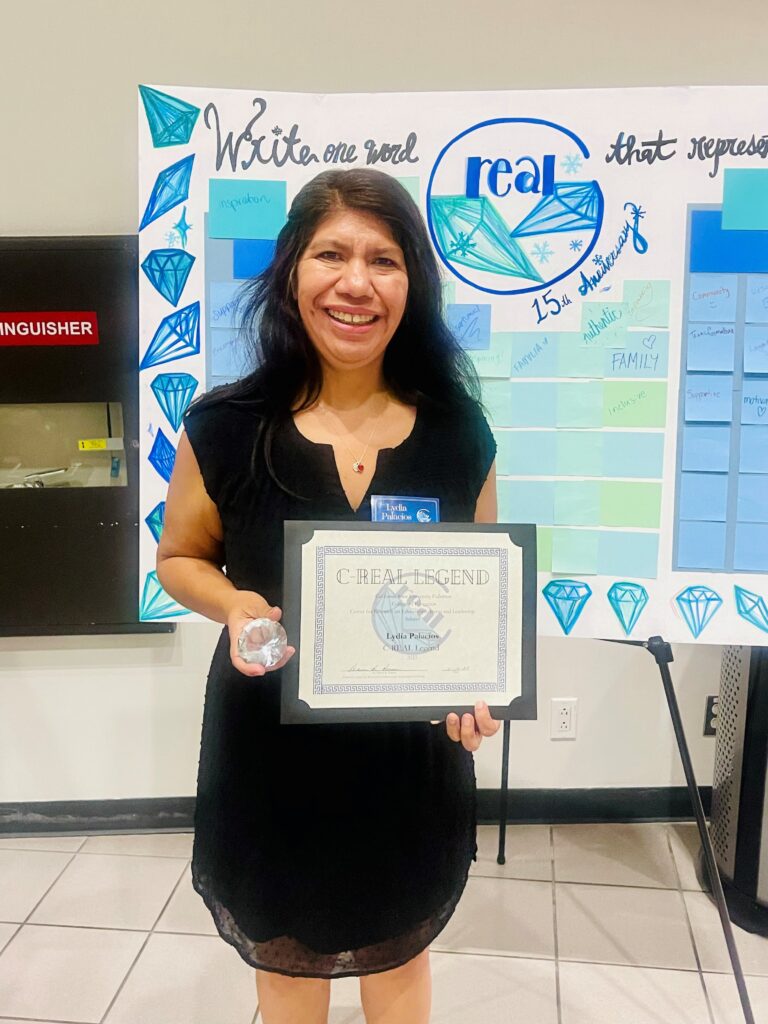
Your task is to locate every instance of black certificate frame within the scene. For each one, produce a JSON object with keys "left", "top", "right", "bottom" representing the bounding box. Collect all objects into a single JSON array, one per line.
[{"left": 281, "top": 521, "right": 537, "bottom": 725}]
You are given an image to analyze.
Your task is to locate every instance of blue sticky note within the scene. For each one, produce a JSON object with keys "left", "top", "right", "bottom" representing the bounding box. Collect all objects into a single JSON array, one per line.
[
  {"left": 737, "top": 474, "right": 768, "bottom": 522},
  {"left": 677, "top": 520, "right": 727, "bottom": 570},
  {"left": 507, "top": 332, "right": 558, "bottom": 377},
  {"left": 508, "top": 383, "right": 557, "bottom": 427},
  {"left": 597, "top": 531, "right": 659, "bottom": 579},
  {"left": 604, "top": 331, "right": 668, "bottom": 378},
  {"left": 559, "top": 333, "right": 603, "bottom": 377},
  {"left": 494, "top": 430, "right": 557, "bottom": 476},
  {"left": 684, "top": 374, "right": 733, "bottom": 422},
  {"left": 497, "top": 480, "right": 554, "bottom": 525},
  {"left": 679, "top": 472, "right": 729, "bottom": 521},
  {"left": 690, "top": 210, "right": 768, "bottom": 275},
  {"left": 233, "top": 238, "right": 276, "bottom": 280},
  {"left": 209, "top": 328, "right": 246, "bottom": 380},
  {"left": 603, "top": 432, "right": 664, "bottom": 478},
  {"left": 688, "top": 274, "right": 738, "bottom": 323},
  {"left": 734, "top": 522, "right": 768, "bottom": 571},
  {"left": 741, "top": 379, "right": 768, "bottom": 424},
  {"left": 556, "top": 431, "right": 603, "bottom": 477},
  {"left": 740, "top": 425, "right": 768, "bottom": 473},
  {"left": 556, "top": 382, "right": 603, "bottom": 428},
  {"left": 370, "top": 496, "right": 440, "bottom": 523},
  {"left": 209, "top": 281, "right": 242, "bottom": 330},
  {"left": 681, "top": 424, "right": 731, "bottom": 472},
  {"left": 745, "top": 275, "right": 768, "bottom": 323},
  {"left": 553, "top": 481, "right": 600, "bottom": 526},
  {"left": 686, "top": 324, "right": 735, "bottom": 372},
  {"left": 722, "top": 169, "right": 768, "bottom": 231},
  {"left": 446, "top": 303, "right": 491, "bottom": 349},
  {"left": 482, "top": 381, "right": 513, "bottom": 427},
  {"left": 204, "top": 215, "right": 233, "bottom": 279},
  {"left": 744, "top": 325, "right": 768, "bottom": 374},
  {"left": 209, "top": 179, "right": 287, "bottom": 240},
  {"left": 551, "top": 529, "right": 600, "bottom": 574}
]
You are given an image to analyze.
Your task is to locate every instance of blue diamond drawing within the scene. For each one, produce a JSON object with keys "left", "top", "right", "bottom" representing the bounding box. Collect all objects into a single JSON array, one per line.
[
  {"left": 140, "top": 571, "right": 191, "bottom": 620},
  {"left": 511, "top": 182, "right": 601, "bottom": 237},
  {"left": 430, "top": 195, "right": 543, "bottom": 282},
  {"left": 150, "top": 372, "right": 198, "bottom": 431},
  {"left": 139, "top": 85, "right": 200, "bottom": 148},
  {"left": 542, "top": 579, "right": 592, "bottom": 635},
  {"left": 139, "top": 155, "right": 194, "bottom": 231},
  {"left": 607, "top": 581, "right": 649, "bottom": 636},
  {"left": 148, "top": 429, "right": 176, "bottom": 483},
  {"left": 144, "top": 501, "right": 166, "bottom": 543},
  {"left": 734, "top": 585, "right": 768, "bottom": 633},
  {"left": 141, "top": 248, "right": 195, "bottom": 305},
  {"left": 676, "top": 586, "right": 723, "bottom": 638},
  {"left": 140, "top": 302, "right": 200, "bottom": 369}
]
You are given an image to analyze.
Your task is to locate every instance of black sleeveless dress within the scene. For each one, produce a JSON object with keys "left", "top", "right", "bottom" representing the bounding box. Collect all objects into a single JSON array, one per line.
[{"left": 183, "top": 393, "right": 496, "bottom": 979}]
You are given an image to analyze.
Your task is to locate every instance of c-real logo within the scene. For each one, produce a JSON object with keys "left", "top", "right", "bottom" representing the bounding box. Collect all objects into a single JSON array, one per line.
[{"left": 426, "top": 117, "right": 604, "bottom": 296}]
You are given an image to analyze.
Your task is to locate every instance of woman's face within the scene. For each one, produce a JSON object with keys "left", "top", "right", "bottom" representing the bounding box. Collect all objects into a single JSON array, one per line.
[{"left": 294, "top": 208, "right": 409, "bottom": 376}]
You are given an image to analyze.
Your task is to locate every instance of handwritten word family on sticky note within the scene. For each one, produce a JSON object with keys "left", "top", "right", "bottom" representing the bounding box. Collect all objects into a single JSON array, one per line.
[{"left": 605, "top": 332, "right": 668, "bottom": 377}]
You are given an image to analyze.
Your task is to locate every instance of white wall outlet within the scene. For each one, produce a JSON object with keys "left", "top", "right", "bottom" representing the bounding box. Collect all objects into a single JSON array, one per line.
[{"left": 550, "top": 697, "right": 578, "bottom": 740}]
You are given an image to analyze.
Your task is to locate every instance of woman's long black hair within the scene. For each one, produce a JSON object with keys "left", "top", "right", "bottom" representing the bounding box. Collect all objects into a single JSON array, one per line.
[{"left": 187, "top": 168, "right": 481, "bottom": 490}]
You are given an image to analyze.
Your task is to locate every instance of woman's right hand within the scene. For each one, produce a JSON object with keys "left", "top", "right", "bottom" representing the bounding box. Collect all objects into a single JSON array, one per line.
[{"left": 226, "top": 591, "right": 296, "bottom": 678}]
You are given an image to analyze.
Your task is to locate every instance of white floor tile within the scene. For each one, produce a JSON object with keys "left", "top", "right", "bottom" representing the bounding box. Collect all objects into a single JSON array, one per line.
[
  {"left": 0, "top": 834, "right": 87, "bottom": 852},
  {"left": 557, "top": 882, "right": 698, "bottom": 970},
  {"left": 705, "top": 971, "right": 768, "bottom": 1024},
  {"left": 0, "top": 921, "right": 20, "bottom": 954},
  {"left": 433, "top": 876, "right": 555, "bottom": 959},
  {"left": 104, "top": 932, "right": 257, "bottom": 1024},
  {"left": 0, "top": 923, "right": 145, "bottom": 1022},
  {"left": 560, "top": 961, "right": 711, "bottom": 1023},
  {"left": 0, "top": 848, "right": 73, "bottom": 922},
  {"left": 430, "top": 951, "right": 558, "bottom": 1024},
  {"left": 471, "top": 824, "right": 552, "bottom": 881},
  {"left": 685, "top": 891, "right": 768, "bottom": 976},
  {"left": 668, "top": 824, "right": 709, "bottom": 891},
  {"left": 554, "top": 823, "right": 679, "bottom": 888},
  {"left": 155, "top": 865, "right": 218, "bottom": 935},
  {"left": 80, "top": 832, "right": 194, "bottom": 859},
  {"left": 29, "top": 852, "right": 187, "bottom": 930}
]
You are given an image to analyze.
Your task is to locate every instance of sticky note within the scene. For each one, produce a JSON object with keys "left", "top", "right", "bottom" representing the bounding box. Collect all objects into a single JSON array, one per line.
[
  {"left": 446, "top": 303, "right": 491, "bottom": 349},
  {"left": 552, "top": 529, "right": 599, "bottom": 574},
  {"left": 598, "top": 531, "right": 659, "bottom": 579},
  {"left": 396, "top": 176, "right": 420, "bottom": 204},
  {"left": 537, "top": 527, "right": 552, "bottom": 571},
  {"left": 688, "top": 274, "right": 738, "bottom": 323},
  {"left": 744, "top": 325, "right": 768, "bottom": 374},
  {"left": 737, "top": 474, "right": 768, "bottom": 522},
  {"left": 741, "top": 379, "right": 768, "bottom": 424},
  {"left": 722, "top": 168, "right": 768, "bottom": 231},
  {"left": 690, "top": 210, "right": 768, "bottom": 275},
  {"left": 497, "top": 480, "right": 554, "bottom": 525},
  {"left": 507, "top": 332, "right": 558, "bottom": 377},
  {"left": 482, "top": 382, "right": 513, "bottom": 427},
  {"left": 441, "top": 280, "right": 456, "bottom": 306},
  {"left": 684, "top": 374, "right": 733, "bottom": 422},
  {"left": 734, "top": 522, "right": 768, "bottom": 571},
  {"left": 556, "top": 381, "right": 603, "bottom": 428},
  {"left": 204, "top": 216, "right": 233, "bottom": 279},
  {"left": 744, "top": 275, "right": 768, "bottom": 323},
  {"left": 603, "top": 381, "right": 667, "bottom": 427},
  {"left": 494, "top": 430, "right": 557, "bottom": 476},
  {"left": 233, "top": 238, "right": 276, "bottom": 280},
  {"left": 677, "top": 521, "right": 727, "bottom": 570},
  {"left": 209, "top": 179, "right": 287, "bottom": 240},
  {"left": 582, "top": 302, "right": 627, "bottom": 347},
  {"left": 558, "top": 334, "right": 604, "bottom": 378},
  {"left": 556, "top": 431, "right": 603, "bottom": 477},
  {"left": 686, "top": 324, "right": 735, "bottom": 372},
  {"left": 553, "top": 482, "right": 600, "bottom": 526},
  {"left": 508, "top": 383, "right": 557, "bottom": 427},
  {"left": 739, "top": 426, "right": 768, "bottom": 473},
  {"left": 681, "top": 424, "right": 731, "bottom": 472},
  {"left": 603, "top": 432, "right": 664, "bottom": 478},
  {"left": 679, "top": 472, "right": 729, "bottom": 521},
  {"left": 623, "top": 280, "right": 671, "bottom": 328},
  {"left": 600, "top": 482, "right": 662, "bottom": 528},
  {"left": 604, "top": 331, "right": 668, "bottom": 378},
  {"left": 209, "top": 282, "right": 241, "bottom": 330},
  {"left": 209, "top": 328, "right": 245, "bottom": 379},
  {"left": 468, "top": 334, "right": 512, "bottom": 378}
]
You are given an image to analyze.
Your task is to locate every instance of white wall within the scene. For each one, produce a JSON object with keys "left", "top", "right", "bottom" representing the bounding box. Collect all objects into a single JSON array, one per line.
[{"left": 2, "top": 0, "right": 760, "bottom": 803}]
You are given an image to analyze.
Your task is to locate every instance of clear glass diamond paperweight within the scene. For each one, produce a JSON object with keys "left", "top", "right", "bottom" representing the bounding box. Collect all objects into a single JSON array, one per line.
[{"left": 237, "top": 618, "right": 288, "bottom": 667}]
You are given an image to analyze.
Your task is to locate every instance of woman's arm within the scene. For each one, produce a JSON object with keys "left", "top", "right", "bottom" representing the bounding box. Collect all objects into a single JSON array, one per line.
[{"left": 474, "top": 459, "right": 497, "bottom": 524}]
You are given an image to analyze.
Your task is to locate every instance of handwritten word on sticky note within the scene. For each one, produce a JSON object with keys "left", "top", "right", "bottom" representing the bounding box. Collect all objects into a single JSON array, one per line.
[
  {"left": 742, "top": 379, "right": 768, "bottom": 423},
  {"left": 684, "top": 374, "right": 733, "bottom": 422},
  {"left": 688, "top": 274, "right": 738, "bottom": 323},
  {"left": 209, "top": 179, "right": 287, "bottom": 240},
  {"left": 603, "top": 382, "right": 667, "bottom": 427},
  {"left": 507, "top": 332, "right": 558, "bottom": 377},
  {"left": 582, "top": 302, "right": 627, "bottom": 347},
  {"left": 446, "top": 303, "right": 492, "bottom": 349},
  {"left": 209, "top": 328, "right": 245, "bottom": 379},
  {"left": 744, "top": 325, "right": 768, "bottom": 374},
  {"left": 686, "top": 324, "right": 735, "bottom": 372},
  {"left": 209, "top": 282, "right": 241, "bottom": 329},
  {"left": 745, "top": 275, "right": 768, "bottom": 324},
  {"left": 623, "top": 280, "right": 670, "bottom": 328},
  {"left": 604, "top": 332, "right": 668, "bottom": 378}
]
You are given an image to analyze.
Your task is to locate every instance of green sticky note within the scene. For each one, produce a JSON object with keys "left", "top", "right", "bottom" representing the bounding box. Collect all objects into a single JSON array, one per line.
[
  {"left": 556, "top": 431, "right": 603, "bottom": 476},
  {"left": 556, "top": 381, "right": 604, "bottom": 427},
  {"left": 554, "top": 481, "right": 601, "bottom": 525},
  {"left": 441, "top": 280, "right": 456, "bottom": 306},
  {"left": 722, "top": 168, "right": 768, "bottom": 230},
  {"left": 624, "top": 280, "right": 671, "bottom": 328},
  {"left": 603, "top": 381, "right": 667, "bottom": 427},
  {"left": 558, "top": 334, "right": 604, "bottom": 377},
  {"left": 600, "top": 481, "right": 662, "bottom": 528},
  {"left": 537, "top": 527, "right": 552, "bottom": 572},
  {"left": 581, "top": 302, "right": 628, "bottom": 347},
  {"left": 396, "top": 176, "right": 420, "bottom": 204},
  {"left": 551, "top": 529, "right": 599, "bottom": 574},
  {"left": 480, "top": 381, "right": 513, "bottom": 426},
  {"left": 468, "top": 334, "right": 512, "bottom": 379},
  {"left": 209, "top": 179, "right": 287, "bottom": 239}
]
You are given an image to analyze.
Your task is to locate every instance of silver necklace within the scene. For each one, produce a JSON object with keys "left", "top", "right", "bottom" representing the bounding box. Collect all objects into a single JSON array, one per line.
[{"left": 317, "top": 398, "right": 388, "bottom": 474}]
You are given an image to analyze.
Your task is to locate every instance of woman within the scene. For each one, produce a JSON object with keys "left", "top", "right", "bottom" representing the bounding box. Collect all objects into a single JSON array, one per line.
[{"left": 157, "top": 168, "right": 500, "bottom": 1024}]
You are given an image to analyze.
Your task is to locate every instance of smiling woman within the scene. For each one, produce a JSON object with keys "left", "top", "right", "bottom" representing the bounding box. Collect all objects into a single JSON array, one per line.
[{"left": 156, "top": 169, "right": 499, "bottom": 1024}]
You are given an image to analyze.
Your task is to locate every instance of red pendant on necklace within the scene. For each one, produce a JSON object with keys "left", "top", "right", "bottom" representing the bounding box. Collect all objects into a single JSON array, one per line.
[{"left": 353, "top": 461, "right": 364, "bottom": 473}]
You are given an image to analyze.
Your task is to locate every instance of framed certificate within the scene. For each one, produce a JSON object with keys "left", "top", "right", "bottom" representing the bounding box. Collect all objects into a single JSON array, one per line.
[{"left": 281, "top": 522, "right": 536, "bottom": 724}]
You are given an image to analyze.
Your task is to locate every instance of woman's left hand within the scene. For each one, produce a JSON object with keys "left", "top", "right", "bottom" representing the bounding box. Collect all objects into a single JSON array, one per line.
[{"left": 439, "top": 701, "right": 501, "bottom": 752}]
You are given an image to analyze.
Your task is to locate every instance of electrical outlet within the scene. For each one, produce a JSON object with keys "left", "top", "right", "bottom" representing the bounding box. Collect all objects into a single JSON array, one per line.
[
  {"left": 550, "top": 697, "right": 577, "bottom": 739},
  {"left": 704, "top": 695, "right": 719, "bottom": 736}
]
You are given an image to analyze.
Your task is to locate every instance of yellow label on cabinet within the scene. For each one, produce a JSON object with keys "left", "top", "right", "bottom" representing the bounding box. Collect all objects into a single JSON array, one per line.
[{"left": 77, "top": 438, "right": 107, "bottom": 451}]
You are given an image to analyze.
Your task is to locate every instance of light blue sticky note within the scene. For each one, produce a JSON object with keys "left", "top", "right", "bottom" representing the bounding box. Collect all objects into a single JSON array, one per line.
[
  {"left": 558, "top": 333, "right": 604, "bottom": 377},
  {"left": 722, "top": 168, "right": 768, "bottom": 231},
  {"left": 677, "top": 520, "right": 727, "bottom": 570},
  {"left": 209, "top": 328, "right": 246, "bottom": 379},
  {"left": 737, "top": 474, "right": 768, "bottom": 522},
  {"left": 481, "top": 381, "right": 513, "bottom": 427},
  {"left": 509, "top": 383, "right": 558, "bottom": 427},
  {"left": 396, "top": 176, "right": 420, "bottom": 204},
  {"left": 688, "top": 274, "right": 738, "bottom": 322},
  {"left": 441, "top": 280, "right": 456, "bottom": 307},
  {"left": 681, "top": 424, "right": 731, "bottom": 472},
  {"left": 603, "top": 432, "right": 664, "bottom": 478},
  {"left": 556, "top": 431, "right": 603, "bottom": 476},
  {"left": 507, "top": 332, "right": 558, "bottom": 377},
  {"left": 554, "top": 481, "right": 600, "bottom": 526},
  {"left": 597, "top": 531, "right": 659, "bottom": 579},
  {"left": 744, "top": 275, "right": 768, "bottom": 323},
  {"left": 467, "top": 334, "right": 512, "bottom": 379},
  {"left": 209, "top": 179, "right": 287, "bottom": 240},
  {"left": 623, "top": 280, "right": 671, "bottom": 328},
  {"left": 744, "top": 324, "right": 768, "bottom": 374},
  {"left": 497, "top": 480, "right": 554, "bottom": 525},
  {"left": 604, "top": 332, "right": 668, "bottom": 378},
  {"left": 556, "top": 381, "right": 603, "bottom": 427},
  {"left": 734, "top": 522, "right": 768, "bottom": 571},
  {"left": 204, "top": 215, "right": 233, "bottom": 279},
  {"left": 582, "top": 302, "right": 627, "bottom": 347},
  {"left": 679, "top": 472, "right": 729, "bottom": 521},
  {"left": 446, "top": 303, "right": 492, "bottom": 349},
  {"left": 551, "top": 529, "right": 600, "bottom": 574},
  {"left": 209, "top": 282, "right": 241, "bottom": 330},
  {"left": 684, "top": 374, "right": 733, "bottom": 422},
  {"left": 494, "top": 430, "right": 557, "bottom": 476},
  {"left": 741, "top": 379, "right": 768, "bottom": 424},
  {"left": 739, "top": 426, "right": 768, "bottom": 473},
  {"left": 686, "top": 323, "right": 736, "bottom": 372}
]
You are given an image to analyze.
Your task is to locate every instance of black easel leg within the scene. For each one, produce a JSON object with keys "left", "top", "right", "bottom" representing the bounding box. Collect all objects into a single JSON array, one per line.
[{"left": 497, "top": 719, "right": 511, "bottom": 865}]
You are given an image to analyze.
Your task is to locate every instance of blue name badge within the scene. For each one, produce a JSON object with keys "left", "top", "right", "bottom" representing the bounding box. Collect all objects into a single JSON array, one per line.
[{"left": 370, "top": 495, "right": 441, "bottom": 523}]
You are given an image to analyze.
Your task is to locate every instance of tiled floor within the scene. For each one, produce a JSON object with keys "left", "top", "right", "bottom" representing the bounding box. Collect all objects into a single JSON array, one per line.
[{"left": 0, "top": 823, "right": 766, "bottom": 1023}]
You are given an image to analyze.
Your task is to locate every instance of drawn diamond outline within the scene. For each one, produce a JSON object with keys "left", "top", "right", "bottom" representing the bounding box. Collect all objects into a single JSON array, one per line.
[
  {"left": 734, "top": 585, "right": 768, "bottom": 634},
  {"left": 542, "top": 578, "right": 592, "bottom": 635},
  {"left": 144, "top": 501, "right": 166, "bottom": 543},
  {"left": 141, "top": 248, "right": 195, "bottom": 305},
  {"left": 140, "top": 570, "right": 191, "bottom": 620},
  {"left": 675, "top": 585, "right": 723, "bottom": 639},
  {"left": 607, "top": 581, "right": 649, "bottom": 636},
  {"left": 138, "top": 85, "right": 200, "bottom": 148},
  {"left": 150, "top": 372, "right": 198, "bottom": 431},
  {"left": 139, "top": 155, "right": 194, "bottom": 231},
  {"left": 147, "top": 429, "right": 177, "bottom": 483},
  {"left": 511, "top": 182, "right": 601, "bottom": 237},
  {"left": 140, "top": 301, "right": 200, "bottom": 370}
]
